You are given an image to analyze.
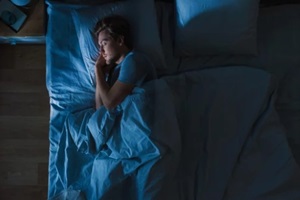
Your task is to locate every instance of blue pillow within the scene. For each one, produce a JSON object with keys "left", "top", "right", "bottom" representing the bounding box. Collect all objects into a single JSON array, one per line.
[
  {"left": 175, "top": 0, "right": 260, "bottom": 56},
  {"left": 71, "top": 0, "right": 166, "bottom": 73}
]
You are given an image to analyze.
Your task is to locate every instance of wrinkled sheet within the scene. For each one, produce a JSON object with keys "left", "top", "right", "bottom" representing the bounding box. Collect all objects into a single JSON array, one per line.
[
  {"left": 46, "top": 1, "right": 300, "bottom": 200},
  {"left": 47, "top": 66, "right": 300, "bottom": 200},
  {"left": 162, "top": 67, "right": 300, "bottom": 200},
  {"left": 48, "top": 66, "right": 300, "bottom": 199},
  {"left": 51, "top": 80, "right": 181, "bottom": 200},
  {"left": 156, "top": 2, "right": 300, "bottom": 164}
]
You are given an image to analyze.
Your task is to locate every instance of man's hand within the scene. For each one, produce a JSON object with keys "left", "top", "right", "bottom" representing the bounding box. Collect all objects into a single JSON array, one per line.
[
  {"left": 94, "top": 53, "right": 134, "bottom": 110},
  {"left": 95, "top": 54, "right": 111, "bottom": 75}
]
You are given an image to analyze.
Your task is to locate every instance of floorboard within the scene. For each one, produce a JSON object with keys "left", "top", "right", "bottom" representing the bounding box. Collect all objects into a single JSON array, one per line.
[{"left": 0, "top": 44, "right": 49, "bottom": 200}]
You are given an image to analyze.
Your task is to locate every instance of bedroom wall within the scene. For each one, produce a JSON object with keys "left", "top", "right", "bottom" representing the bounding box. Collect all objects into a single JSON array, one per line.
[{"left": 0, "top": 44, "right": 49, "bottom": 200}]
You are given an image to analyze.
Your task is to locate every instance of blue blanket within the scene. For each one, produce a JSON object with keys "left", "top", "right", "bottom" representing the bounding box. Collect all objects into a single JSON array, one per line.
[{"left": 48, "top": 66, "right": 300, "bottom": 200}]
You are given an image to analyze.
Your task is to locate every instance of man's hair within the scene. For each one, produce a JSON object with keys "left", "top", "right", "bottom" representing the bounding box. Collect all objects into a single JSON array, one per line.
[{"left": 94, "top": 15, "right": 133, "bottom": 50}]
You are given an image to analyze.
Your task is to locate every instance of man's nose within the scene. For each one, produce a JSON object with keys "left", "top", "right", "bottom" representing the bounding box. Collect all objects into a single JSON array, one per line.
[{"left": 100, "top": 46, "right": 105, "bottom": 53}]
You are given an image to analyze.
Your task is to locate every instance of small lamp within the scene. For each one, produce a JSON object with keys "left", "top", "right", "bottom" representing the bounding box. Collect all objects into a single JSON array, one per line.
[
  {"left": 10, "top": 0, "right": 32, "bottom": 7},
  {"left": 0, "top": 0, "right": 28, "bottom": 32}
]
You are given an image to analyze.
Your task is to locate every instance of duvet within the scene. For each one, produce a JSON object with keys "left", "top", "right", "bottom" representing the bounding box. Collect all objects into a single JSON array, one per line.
[{"left": 49, "top": 66, "right": 300, "bottom": 199}]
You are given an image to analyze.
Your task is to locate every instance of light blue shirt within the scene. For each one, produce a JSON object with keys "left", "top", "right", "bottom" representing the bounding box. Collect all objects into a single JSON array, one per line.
[{"left": 109, "top": 51, "right": 157, "bottom": 86}]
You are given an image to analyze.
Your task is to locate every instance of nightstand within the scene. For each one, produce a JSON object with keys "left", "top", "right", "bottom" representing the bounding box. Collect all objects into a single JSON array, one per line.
[{"left": 0, "top": 0, "right": 46, "bottom": 44}]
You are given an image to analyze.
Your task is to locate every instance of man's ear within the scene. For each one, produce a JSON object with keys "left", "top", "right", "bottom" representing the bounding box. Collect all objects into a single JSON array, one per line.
[{"left": 118, "top": 36, "right": 125, "bottom": 46}]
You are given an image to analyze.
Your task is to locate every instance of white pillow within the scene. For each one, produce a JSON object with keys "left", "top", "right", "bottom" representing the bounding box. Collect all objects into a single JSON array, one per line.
[
  {"left": 71, "top": 0, "right": 166, "bottom": 72},
  {"left": 174, "top": 0, "right": 260, "bottom": 56}
]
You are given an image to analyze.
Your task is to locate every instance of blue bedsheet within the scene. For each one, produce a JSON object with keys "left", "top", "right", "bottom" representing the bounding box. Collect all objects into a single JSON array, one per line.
[{"left": 46, "top": 2, "right": 300, "bottom": 199}]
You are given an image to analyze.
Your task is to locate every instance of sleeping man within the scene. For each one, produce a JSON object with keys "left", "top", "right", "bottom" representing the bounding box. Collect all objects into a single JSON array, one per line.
[{"left": 93, "top": 15, "right": 157, "bottom": 110}]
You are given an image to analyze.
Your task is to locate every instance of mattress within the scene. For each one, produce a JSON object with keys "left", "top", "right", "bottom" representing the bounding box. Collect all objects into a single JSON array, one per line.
[{"left": 46, "top": 1, "right": 300, "bottom": 199}]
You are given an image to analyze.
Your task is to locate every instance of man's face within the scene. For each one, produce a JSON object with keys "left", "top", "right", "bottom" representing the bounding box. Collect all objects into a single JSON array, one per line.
[{"left": 98, "top": 29, "right": 122, "bottom": 65}]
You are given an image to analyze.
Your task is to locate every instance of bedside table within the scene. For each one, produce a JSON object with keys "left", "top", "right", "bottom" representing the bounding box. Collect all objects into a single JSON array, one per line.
[{"left": 0, "top": 0, "right": 46, "bottom": 44}]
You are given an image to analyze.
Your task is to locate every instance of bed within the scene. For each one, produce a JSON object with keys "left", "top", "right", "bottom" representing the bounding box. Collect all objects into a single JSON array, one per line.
[{"left": 45, "top": 0, "right": 300, "bottom": 199}]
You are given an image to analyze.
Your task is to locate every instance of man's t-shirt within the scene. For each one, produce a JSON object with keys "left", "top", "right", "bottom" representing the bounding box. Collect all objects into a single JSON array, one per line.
[{"left": 108, "top": 51, "right": 157, "bottom": 86}]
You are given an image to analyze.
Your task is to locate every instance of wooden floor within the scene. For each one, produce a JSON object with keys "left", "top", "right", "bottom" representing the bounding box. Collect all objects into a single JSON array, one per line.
[{"left": 0, "top": 44, "right": 49, "bottom": 199}]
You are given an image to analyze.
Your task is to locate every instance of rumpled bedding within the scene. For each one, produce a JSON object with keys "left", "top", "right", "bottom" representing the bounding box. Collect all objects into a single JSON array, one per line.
[
  {"left": 49, "top": 66, "right": 300, "bottom": 200},
  {"left": 51, "top": 79, "right": 181, "bottom": 200},
  {"left": 46, "top": 2, "right": 300, "bottom": 200}
]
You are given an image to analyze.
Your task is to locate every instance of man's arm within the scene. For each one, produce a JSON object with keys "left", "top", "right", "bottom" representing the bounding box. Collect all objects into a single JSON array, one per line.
[
  {"left": 95, "top": 81, "right": 103, "bottom": 109},
  {"left": 95, "top": 55, "right": 134, "bottom": 110}
]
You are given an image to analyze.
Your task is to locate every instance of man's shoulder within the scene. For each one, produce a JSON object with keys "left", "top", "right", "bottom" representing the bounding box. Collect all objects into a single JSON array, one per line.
[
  {"left": 125, "top": 50, "right": 150, "bottom": 62},
  {"left": 127, "top": 52, "right": 154, "bottom": 71}
]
